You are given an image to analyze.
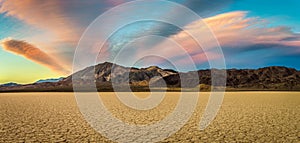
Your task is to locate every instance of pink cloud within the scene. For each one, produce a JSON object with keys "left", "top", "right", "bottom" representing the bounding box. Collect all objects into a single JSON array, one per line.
[
  {"left": 0, "top": 0, "right": 79, "bottom": 43},
  {"left": 1, "top": 38, "right": 69, "bottom": 74},
  {"left": 202, "top": 11, "right": 300, "bottom": 48},
  {"left": 0, "top": 0, "right": 127, "bottom": 44},
  {"left": 151, "top": 11, "right": 300, "bottom": 65},
  {"left": 170, "top": 11, "right": 300, "bottom": 50},
  {"left": 106, "top": 0, "right": 127, "bottom": 6}
]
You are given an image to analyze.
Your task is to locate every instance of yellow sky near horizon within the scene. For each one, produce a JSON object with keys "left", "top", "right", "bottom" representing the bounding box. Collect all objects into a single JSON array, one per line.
[{"left": 0, "top": 48, "right": 64, "bottom": 84}]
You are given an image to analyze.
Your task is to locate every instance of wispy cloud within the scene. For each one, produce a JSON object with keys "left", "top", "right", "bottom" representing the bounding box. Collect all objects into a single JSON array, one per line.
[
  {"left": 0, "top": 0, "right": 76, "bottom": 43},
  {"left": 1, "top": 38, "right": 69, "bottom": 74},
  {"left": 202, "top": 11, "right": 300, "bottom": 48},
  {"left": 136, "top": 11, "right": 300, "bottom": 67},
  {"left": 0, "top": 0, "right": 127, "bottom": 43}
]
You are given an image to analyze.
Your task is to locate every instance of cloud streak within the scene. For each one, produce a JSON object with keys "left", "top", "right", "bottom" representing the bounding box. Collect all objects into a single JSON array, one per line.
[
  {"left": 203, "top": 11, "right": 300, "bottom": 48},
  {"left": 164, "top": 11, "right": 300, "bottom": 53},
  {"left": 1, "top": 38, "right": 69, "bottom": 74},
  {"left": 143, "top": 11, "right": 300, "bottom": 67},
  {"left": 0, "top": 0, "right": 128, "bottom": 43},
  {"left": 0, "top": 0, "right": 77, "bottom": 43}
]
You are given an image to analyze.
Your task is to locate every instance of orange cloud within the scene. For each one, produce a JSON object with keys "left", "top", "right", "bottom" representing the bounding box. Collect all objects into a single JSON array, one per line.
[
  {"left": 0, "top": 0, "right": 129, "bottom": 44},
  {"left": 170, "top": 11, "right": 300, "bottom": 51},
  {"left": 1, "top": 38, "right": 69, "bottom": 74},
  {"left": 148, "top": 11, "right": 300, "bottom": 65},
  {"left": 173, "top": 11, "right": 300, "bottom": 49},
  {"left": 201, "top": 11, "right": 300, "bottom": 48},
  {"left": 0, "top": 0, "right": 79, "bottom": 43}
]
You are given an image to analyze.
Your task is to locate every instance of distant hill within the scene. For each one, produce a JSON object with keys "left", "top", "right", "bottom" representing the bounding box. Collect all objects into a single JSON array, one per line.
[
  {"left": 35, "top": 77, "right": 64, "bottom": 84},
  {"left": 1, "top": 62, "right": 300, "bottom": 92},
  {"left": 0, "top": 82, "right": 21, "bottom": 87}
]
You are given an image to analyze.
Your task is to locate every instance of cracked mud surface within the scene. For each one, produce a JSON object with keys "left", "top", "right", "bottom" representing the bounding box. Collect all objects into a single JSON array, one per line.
[{"left": 0, "top": 92, "right": 299, "bottom": 142}]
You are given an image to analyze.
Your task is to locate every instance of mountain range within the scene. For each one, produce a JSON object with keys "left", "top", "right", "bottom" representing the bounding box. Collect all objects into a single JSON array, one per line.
[
  {"left": 0, "top": 78, "right": 63, "bottom": 87},
  {"left": 1, "top": 62, "right": 300, "bottom": 92}
]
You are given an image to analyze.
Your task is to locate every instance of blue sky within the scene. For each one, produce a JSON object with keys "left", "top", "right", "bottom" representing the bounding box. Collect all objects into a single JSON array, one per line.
[{"left": 225, "top": 0, "right": 300, "bottom": 32}]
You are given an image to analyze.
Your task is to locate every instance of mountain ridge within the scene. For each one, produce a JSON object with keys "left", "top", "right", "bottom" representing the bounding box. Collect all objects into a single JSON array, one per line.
[
  {"left": 0, "top": 82, "right": 21, "bottom": 87},
  {"left": 1, "top": 62, "right": 300, "bottom": 92},
  {"left": 35, "top": 77, "right": 64, "bottom": 84}
]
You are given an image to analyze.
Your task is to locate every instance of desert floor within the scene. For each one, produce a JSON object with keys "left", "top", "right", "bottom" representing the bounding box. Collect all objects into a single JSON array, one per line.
[{"left": 0, "top": 92, "right": 299, "bottom": 142}]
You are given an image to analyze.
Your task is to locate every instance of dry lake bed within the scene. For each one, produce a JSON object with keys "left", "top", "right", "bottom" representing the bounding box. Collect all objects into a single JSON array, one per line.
[{"left": 0, "top": 92, "right": 299, "bottom": 142}]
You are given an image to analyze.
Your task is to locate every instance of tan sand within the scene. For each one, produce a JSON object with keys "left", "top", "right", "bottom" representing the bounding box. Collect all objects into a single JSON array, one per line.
[{"left": 0, "top": 92, "right": 299, "bottom": 142}]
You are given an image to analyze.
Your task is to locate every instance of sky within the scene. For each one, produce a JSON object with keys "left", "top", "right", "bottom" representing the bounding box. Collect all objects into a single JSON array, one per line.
[{"left": 0, "top": 0, "right": 300, "bottom": 84}]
